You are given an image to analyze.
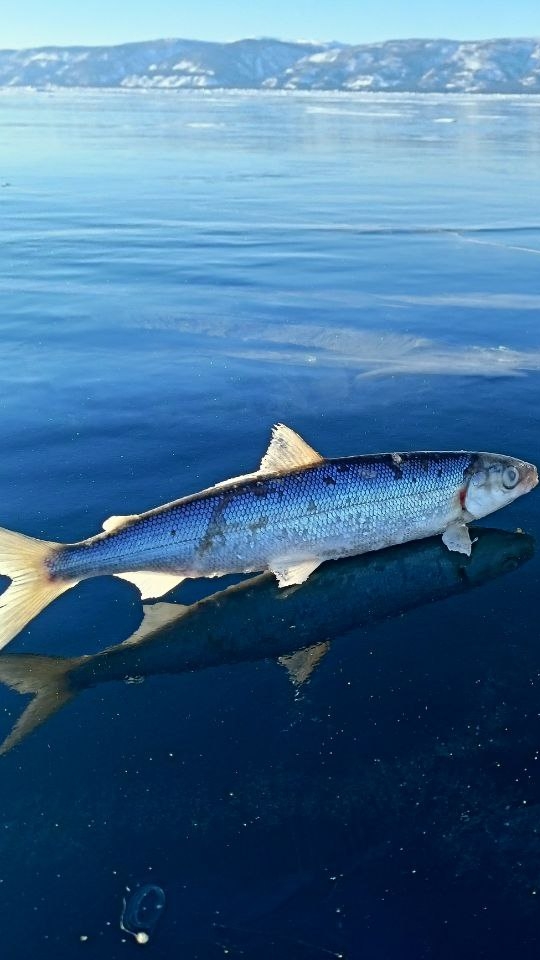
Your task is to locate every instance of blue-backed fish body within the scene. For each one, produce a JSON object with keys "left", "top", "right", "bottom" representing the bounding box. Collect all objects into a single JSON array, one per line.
[
  {"left": 0, "top": 527, "right": 533, "bottom": 754},
  {"left": 0, "top": 424, "right": 536, "bottom": 650}
]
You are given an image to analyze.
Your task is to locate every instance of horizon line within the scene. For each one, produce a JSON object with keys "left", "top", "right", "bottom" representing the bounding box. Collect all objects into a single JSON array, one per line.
[{"left": 3, "top": 33, "right": 540, "bottom": 53}]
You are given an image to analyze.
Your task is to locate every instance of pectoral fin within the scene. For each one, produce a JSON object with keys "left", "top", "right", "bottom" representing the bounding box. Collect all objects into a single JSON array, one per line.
[
  {"left": 271, "top": 558, "right": 321, "bottom": 588},
  {"left": 114, "top": 571, "right": 185, "bottom": 600},
  {"left": 278, "top": 641, "right": 330, "bottom": 686},
  {"left": 442, "top": 522, "right": 472, "bottom": 556}
]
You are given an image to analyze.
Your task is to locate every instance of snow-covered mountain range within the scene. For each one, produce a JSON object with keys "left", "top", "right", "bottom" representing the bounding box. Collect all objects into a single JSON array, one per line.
[{"left": 1, "top": 37, "right": 540, "bottom": 93}]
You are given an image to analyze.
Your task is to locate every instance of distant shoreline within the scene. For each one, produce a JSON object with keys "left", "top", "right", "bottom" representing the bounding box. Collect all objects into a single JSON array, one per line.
[
  {"left": 2, "top": 87, "right": 540, "bottom": 99},
  {"left": 1, "top": 37, "right": 539, "bottom": 95}
]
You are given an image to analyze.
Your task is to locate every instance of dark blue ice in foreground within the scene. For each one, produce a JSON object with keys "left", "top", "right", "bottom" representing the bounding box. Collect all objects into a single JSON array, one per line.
[
  {"left": 1, "top": 90, "right": 540, "bottom": 960},
  {"left": 120, "top": 884, "right": 165, "bottom": 944}
]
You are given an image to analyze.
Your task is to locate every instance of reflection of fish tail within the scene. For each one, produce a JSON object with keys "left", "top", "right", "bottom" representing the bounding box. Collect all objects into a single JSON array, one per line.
[
  {"left": 0, "top": 653, "right": 82, "bottom": 754},
  {"left": 0, "top": 526, "right": 80, "bottom": 650}
]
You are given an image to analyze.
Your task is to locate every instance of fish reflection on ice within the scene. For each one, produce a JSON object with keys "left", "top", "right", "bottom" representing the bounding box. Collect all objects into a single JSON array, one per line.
[{"left": 0, "top": 527, "right": 533, "bottom": 755}]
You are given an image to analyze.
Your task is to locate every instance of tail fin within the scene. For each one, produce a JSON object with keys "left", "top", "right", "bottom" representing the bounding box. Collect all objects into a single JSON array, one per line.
[
  {"left": 0, "top": 526, "right": 78, "bottom": 650},
  {"left": 0, "top": 653, "right": 82, "bottom": 754}
]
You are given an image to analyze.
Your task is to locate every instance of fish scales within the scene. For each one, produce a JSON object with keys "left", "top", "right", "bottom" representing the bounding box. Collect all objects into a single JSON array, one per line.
[
  {"left": 0, "top": 423, "right": 535, "bottom": 651},
  {"left": 48, "top": 452, "right": 474, "bottom": 580}
]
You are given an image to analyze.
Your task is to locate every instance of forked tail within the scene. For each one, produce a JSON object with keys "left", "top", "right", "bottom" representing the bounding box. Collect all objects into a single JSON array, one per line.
[
  {"left": 0, "top": 526, "right": 79, "bottom": 650},
  {"left": 0, "top": 653, "right": 83, "bottom": 754}
]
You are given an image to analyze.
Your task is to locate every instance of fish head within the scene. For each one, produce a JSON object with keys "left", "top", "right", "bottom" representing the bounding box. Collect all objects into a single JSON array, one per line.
[{"left": 463, "top": 453, "right": 538, "bottom": 520}]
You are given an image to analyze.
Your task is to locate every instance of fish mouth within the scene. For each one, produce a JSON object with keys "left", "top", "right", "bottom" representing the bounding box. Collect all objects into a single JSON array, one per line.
[{"left": 522, "top": 461, "right": 539, "bottom": 492}]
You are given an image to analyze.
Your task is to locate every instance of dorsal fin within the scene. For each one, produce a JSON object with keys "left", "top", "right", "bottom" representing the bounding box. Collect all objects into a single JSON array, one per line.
[
  {"left": 209, "top": 425, "right": 323, "bottom": 494},
  {"left": 122, "top": 602, "right": 191, "bottom": 646},
  {"left": 103, "top": 514, "right": 139, "bottom": 533},
  {"left": 278, "top": 641, "right": 330, "bottom": 686},
  {"left": 260, "top": 424, "right": 323, "bottom": 474}
]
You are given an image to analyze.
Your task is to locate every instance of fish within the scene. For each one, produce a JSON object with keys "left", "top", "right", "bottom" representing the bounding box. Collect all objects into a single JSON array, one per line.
[
  {"left": 0, "top": 423, "right": 536, "bottom": 651},
  {"left": 0, "top": 527, "right": 533, "bottom": 754}
]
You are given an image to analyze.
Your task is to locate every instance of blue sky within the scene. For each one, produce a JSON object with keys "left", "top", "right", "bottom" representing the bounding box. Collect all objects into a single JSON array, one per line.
[{"left": 4, "top": 0, "right": 540, "bottom": 49}]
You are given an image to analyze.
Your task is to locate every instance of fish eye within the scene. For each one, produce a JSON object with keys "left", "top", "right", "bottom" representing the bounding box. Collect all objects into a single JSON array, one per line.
[{"left": 502, "top": 465, "right": 520, "bottom": 489}]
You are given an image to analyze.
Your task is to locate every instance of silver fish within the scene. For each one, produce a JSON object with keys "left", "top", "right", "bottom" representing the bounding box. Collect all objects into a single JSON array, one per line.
[
  {"left": 0, "top": 424, "right": 536, "bottom": 650},
  {"left": 0, "top": 527, "right": 533, "bottom": 754}
]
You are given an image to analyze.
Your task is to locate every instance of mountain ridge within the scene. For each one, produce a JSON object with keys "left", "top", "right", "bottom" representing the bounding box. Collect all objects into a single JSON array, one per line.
[{"left": 1, "top": 37, "right": 540, "bottom": 93}]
